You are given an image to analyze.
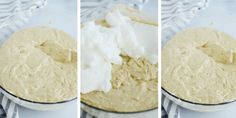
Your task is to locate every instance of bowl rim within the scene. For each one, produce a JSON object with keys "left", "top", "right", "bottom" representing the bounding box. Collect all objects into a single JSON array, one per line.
[
  {"left": 162, "top": 87, "right": 236, "bottom": 106},
  {"left": 81, "top": 101, "right": 158, "bottom": 114},
  {"left": 0, "top": 86, "right": 77, "bottom": 104}
]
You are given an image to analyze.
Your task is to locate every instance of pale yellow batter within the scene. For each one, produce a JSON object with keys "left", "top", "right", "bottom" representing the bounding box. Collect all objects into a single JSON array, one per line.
[
  {"left": 162, "top": 28, "right": 236, "bottom": 104},
  {"left": 0, "top": 27, "right": 77, "bottom": 102},
  {"left": 81, "top": 56, "right": 158, "bottom": 112}
]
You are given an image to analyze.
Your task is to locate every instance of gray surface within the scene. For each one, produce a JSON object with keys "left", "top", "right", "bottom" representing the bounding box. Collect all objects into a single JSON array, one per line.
[
  {"left": 18, "top": 0, "right": 77, "bottom": 118},
  {"left": 23, "top": 0, "right": 77, "bottom": 38},
  {"left": 187, "top": 0, "right": 236, "bottom": 38},
  {"left": 19, "top": 100, "right": 77, "bottom": 118},
  {"left": 181, "top": 0, "right": 236, "bottom": 117}
]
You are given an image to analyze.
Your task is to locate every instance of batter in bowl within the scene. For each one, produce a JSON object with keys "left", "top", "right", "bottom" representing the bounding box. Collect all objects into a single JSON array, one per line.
[
  {"left": 162, "top": 28, "right": 236, "bottom": 104},
  {"left": 82, "top": 56, "right": 158, "bottom": 112},
  {"left": 81, "top": 9, "right": 158, "bottom": 112},
  {"left": 0, "top": 27, "right": 77, "bottom": 102}
]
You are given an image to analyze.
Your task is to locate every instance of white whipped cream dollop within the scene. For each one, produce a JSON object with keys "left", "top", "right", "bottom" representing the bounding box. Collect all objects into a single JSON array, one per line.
[
  {"left": 81, "top": 11, "right": 158, "bottom": 94},
  {"left": 81, "top": 22, "right": 122, "bottom": 93}
]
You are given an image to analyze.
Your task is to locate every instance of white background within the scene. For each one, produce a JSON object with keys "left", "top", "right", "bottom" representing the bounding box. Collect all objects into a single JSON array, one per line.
[
  {"left": 181, "top": 0, "right": 236, "bottom": 118},
  {"left": 19, "top": 0, "right": 77, "bottom": 118}
]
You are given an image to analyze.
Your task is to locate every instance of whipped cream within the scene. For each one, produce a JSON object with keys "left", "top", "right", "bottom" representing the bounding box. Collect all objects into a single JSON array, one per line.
[
  {"left": 81, "top": 22, "right": 121, "bottom": 93},
  {"left": 81, "top": 10, "right": 158, "bottom": 94},
  {"left": 105, "top": 11, "right": 158, "bottom": 64}
]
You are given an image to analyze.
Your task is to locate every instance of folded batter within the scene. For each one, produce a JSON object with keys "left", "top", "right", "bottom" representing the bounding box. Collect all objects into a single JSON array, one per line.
[
  {"left": 0, "top": 27, "right": 77, "bottom": 102},
  {"left": 162, "top": 28, "right": 236, "bottom": 104},
  {"left": 82, "top": 56, "right": 158, "bottom": 112},
  {"left": 81, "top": 9, "right": 158, "bottom": 112}
]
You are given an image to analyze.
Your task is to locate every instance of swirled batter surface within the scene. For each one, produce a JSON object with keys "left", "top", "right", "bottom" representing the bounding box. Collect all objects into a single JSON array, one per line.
[
  {"left": 0, "top": 27, "right": 77, "bottom": 102},
  {"left": 162, "top": 28, "right": 236, "bottom": 104}
]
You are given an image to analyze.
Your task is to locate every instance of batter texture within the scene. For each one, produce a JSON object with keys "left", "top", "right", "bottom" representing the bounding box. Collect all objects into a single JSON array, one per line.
[
  {"left": 162, "top": 28, "right": 236, "bottom": 104},
  {"left": 81, "top": 7, "right": 158, "bottom": 112},
  {"left": 81, "top": 56, "right": 158, "bottom": 112},
  {"left": 0, "top": 27, "right": 77, "bottom": 102}
]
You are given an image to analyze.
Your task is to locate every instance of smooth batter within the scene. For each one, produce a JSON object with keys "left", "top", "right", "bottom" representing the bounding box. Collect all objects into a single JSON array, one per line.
[
  {"left": 162, "top": 28, "right": 236, "bottom": 104},
  {"left": 0, "top": 27, "right": 77, "bottom": 102}
]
